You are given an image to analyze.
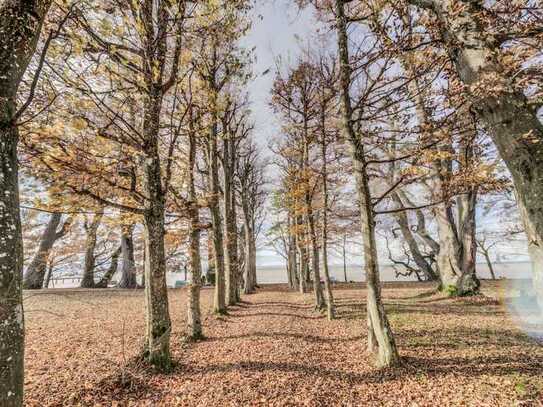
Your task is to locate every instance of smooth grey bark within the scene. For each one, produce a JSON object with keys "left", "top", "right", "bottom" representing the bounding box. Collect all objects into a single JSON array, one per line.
[
  {"left": 307, "top": 206, "right": 324, "bottom": 309},
  {"left": 238, "top": 147, "right": 260, "bottom": 295},
  {"left": 296, "top": 225, "right": 308, "bottom": 294},
  {"left": 118, "top": 224, "right": 137, "bottom": 289},
  {"left": 43, "top": 260, "right": 53, "bottom": 288},
  {"left": 95, "top": 245, "right": 121, "bottom": 288},
  {"left": 241, "top": 197, "right": 257, "bottom": 294},
  {"left": 431, "top": 136, "right": 480, "bottom": 295},
  {"left": 0, "top": 1, "right": 51, "bottom": 405},
  {"left": 409, "top": 0, "right": 543, "bottom": 304},
  {"left": 398, "top": 29, "right": 479, "bottom": 295},
  {"left": 287, "top": 212, "right": 298, "bottom": 290},
  {"left": 205, "top": 77, "right": 227, "bottom": 313},
  {"left": 209, "top": 132, "right": 226, "bottom": 313},
  {"left": 80, "top": 210, "right": 103, "bottom": 288},
  {"left": 391, "top": 193, "right": 438, "bottom": 282},
  {"left": 238, "top": 225, "right": 246, "bottom": 288},
  {"left": 23, "top": 213, "right": 69, "bottom": 289},
  {"left": 222, "top": 135, "right": 239, "bottom": 306},
  {"left": 142, "top": 149, "right": 171, "bottom": 369},
  {"left": 334, "top": 0, "right": 400, "bottom": 367},
  {"left": 187, "top": 209, "right": 203, "bottom": 339},
  {"left": 301, "top": 104, "right": 324, "bottom": 309},
  {"left": 187, "top": 121, "right": 203, "bottom": 340},
  {"left": 320, "top": 120, "right": 335, "bottom": 319},
  {"left": 457, "top": 186, "right": 480, "bottom": 294}
]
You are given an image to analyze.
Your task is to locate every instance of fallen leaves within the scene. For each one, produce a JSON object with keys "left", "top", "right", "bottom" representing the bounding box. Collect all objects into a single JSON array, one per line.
[{"left": 23, "top": 281, "right": 543, "bottom": 406}]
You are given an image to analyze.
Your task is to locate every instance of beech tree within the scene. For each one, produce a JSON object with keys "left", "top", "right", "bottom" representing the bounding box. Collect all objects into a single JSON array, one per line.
[
  {"left": 397, "top": 0, "right": 543, "bottom": 303},
  {"left": 0, "top": 1, "right": 57, "bottom": 404},
  {"left": 80, "top": 209, "right": 104, "bottom": 288},
  {"left": 23, "top": 211, "right": 71, "bottom": 289},
  {"left": 237, "top": 140, "right": 266, "bottom": 294},
  {"left": 118, "top": 224, "right": 137, "bottom": 289}
]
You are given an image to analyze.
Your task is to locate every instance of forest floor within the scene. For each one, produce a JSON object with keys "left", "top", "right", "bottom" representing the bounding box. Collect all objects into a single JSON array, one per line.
[{"left": 24, "top": 280, "right": 543, "bottom": 406}]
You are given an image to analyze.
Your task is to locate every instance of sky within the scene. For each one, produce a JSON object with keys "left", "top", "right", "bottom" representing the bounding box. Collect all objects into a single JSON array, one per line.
[{"left": 244, "top": 1, "right": 320, "bottom": 149}]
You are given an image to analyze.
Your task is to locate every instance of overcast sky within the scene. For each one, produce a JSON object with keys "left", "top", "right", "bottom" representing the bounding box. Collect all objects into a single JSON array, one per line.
[{"left": 244, "top": 1, "right": 321, "bottom": 147}]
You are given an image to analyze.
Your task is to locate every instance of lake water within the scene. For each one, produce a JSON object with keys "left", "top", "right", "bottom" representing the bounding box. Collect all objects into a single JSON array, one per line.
[
  {"left": 47, "top": 261, "right": 533, "bottom": 288},
  {"left": 255, "top": 261, "right": 533, "bottom": 284}
]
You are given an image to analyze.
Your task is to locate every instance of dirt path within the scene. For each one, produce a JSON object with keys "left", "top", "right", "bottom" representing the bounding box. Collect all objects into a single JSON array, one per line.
[{"left": 171, "top": 291, "right": 366, "bottom": 406}]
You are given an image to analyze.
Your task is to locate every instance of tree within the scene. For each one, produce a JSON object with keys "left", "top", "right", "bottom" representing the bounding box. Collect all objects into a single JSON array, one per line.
[
  {"left": 403, "top": 0, "right": 543, "bottom": 305},
  {"left": 186, "top": 93, "right": 204, "bottom": 340},
  {"left": 476, "top": 233, "right": 498, "bottom": 280},
  {"left": 21, "top": 0, "right": 199, "bottom": 369},
  {"left": 237, "top": 140, "right": 266, "bottom": 294},
  {"left": 95, "top": 244, "right": 122, "bottom": 288},
  {"left": 118, "top": 224, "right": 137, "bottom": 289},
  {"left": 0, "top": 1, "right": 54, "bottom": 404},
  {"left": 23, "top": 211, "right": 71, "bottom": 289},
  {"left": 333, "top": 0, "right": 400, "bottom": 367},
  {"left": 220, "top": 97, "right": 250, "bottom": 305},
  {"left": 80, "top": 209, "right": 104, "bottom": 288}
]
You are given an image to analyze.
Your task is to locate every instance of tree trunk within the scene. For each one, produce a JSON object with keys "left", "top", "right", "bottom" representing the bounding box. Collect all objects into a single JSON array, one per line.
[
  {"left": 320, "top": 129, "right": 335, "bottom": 319},
  {"left": 457, "top": 187, "right": 480, "bottom": 295},
  {"left": 187, "top": 120, "right": 203, "bottom": 340},
  {"left": 391, "top": 193, "right": 439, "bottom": 282},
  {"left": 231, "top": 190, "right": 241, "bottom": 303},
  {"left": 334, "top": 0, "right": 400, "bottom": 367},
  {"left": 210, "top": 201, "right": 226, "bottom": 312},
  {"left": 44, "top": 260, "right": 53, "bottom": 289},
  {"left": 410, "top": 0, "right": 543, "bottom": 306},
  {"left": 208, "top": 110, "right": 227, "bottom": 313},
  {"left": 321, "top": 225, "right": 335, "bottom": 320},
  {"left": 483, "top": 251, "right": 496, "bottom": 280},
  {"left": 249, "top": 237, "right": 257, "bottom": 289},
  {"left": 222, "top": 142, "right": 238, "bottom": 305},
  {"left": 237, "top": 225, "right": 245, "bottom": 289},
  {"left": 1, "top": 2, "right": 52, "bottom": 403},
  {"left": 297, "top": 235, "right": 307, "bottom": 294},
  {"left": 404, "top": 61, "right": 479, "bottom": 295},
  {"left": 241, "top": 197, "right": 257, "bottom": 294},
  {"left": 118, "top": 224, "right": 137, "bottom": 289},
  {"left": 142, "top": 151, "right": 171, "bottom": 369},
  {"left": 0, "top": 119, "right": 25, "bottom": 407},
  {"left": 307, "top": 207, "right": 325, "bottom": 310},
  {"left": 343, "top": 236, "right": 348, "bottom": 282},
  {"left": 95, "top": 245, "right": 121, "bottom": 288},
  {"left": 288, "top": 214, "right": 298, "bottom": 290},
  {"left": 23, "top": 212, "right": 63, "bottom": 289},
  {"left": 187, "top": 207, "right": 203, "bottom": 340},
  {"left": 80, "top": 210, "right": 103, "bottom": 288}
]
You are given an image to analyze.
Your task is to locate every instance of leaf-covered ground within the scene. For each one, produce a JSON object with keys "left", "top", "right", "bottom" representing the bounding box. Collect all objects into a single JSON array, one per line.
[{"left": 24, "top": 281, "right": 543, "bottom": 406}]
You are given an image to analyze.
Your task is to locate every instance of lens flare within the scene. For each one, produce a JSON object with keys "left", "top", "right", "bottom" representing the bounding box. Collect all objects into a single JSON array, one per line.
[{"left": 506, "top": 275, "right": 543, "bottom": 343}]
